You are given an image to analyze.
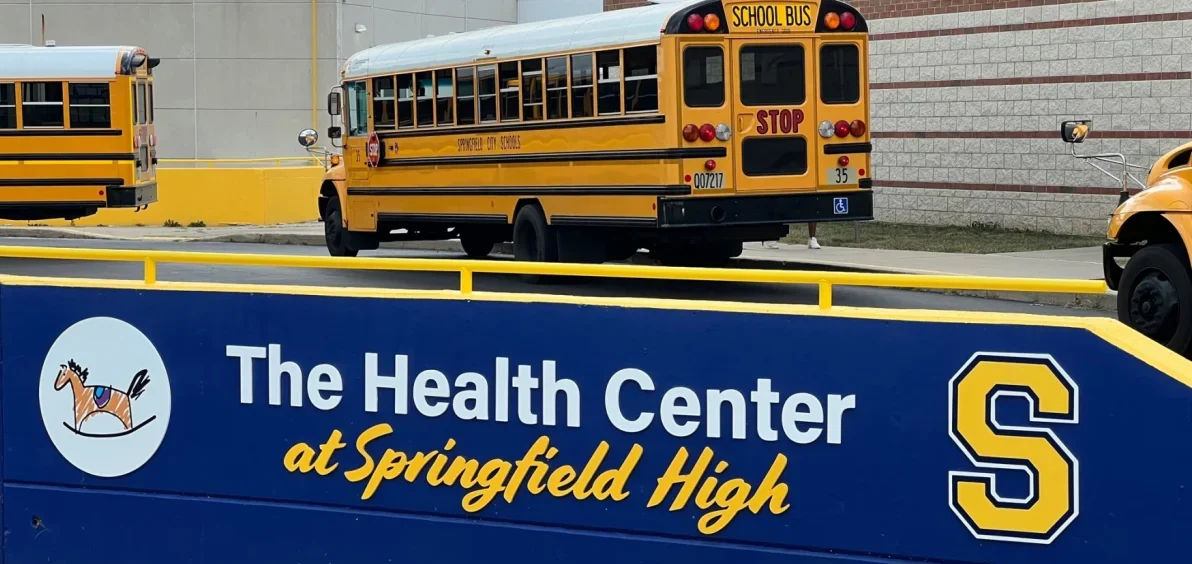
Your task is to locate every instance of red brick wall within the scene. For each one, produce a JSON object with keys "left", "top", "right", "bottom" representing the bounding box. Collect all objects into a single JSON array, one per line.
[{"left": 604, "top": 0, "right": 652, "bottom": 10}]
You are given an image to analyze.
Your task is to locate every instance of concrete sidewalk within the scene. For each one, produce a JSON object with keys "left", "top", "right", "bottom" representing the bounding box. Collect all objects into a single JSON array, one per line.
[
  {"left": 0, "top": 222, "right": 1113, "bottom": 310},
  {"left": 740, "top": 243, "right": 1103, "bottom": 280}
]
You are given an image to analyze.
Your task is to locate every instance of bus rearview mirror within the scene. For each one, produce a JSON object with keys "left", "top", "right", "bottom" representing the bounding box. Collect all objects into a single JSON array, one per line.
[
  {"left": 327, "top": 126, "right": 342, "bottom": 140},
  {"left": 298, "top": 129, "right": 318, "bottom": 148},
  {"left": 327, "top": 91, "right": 341, "bottom": 116},
  {"left": 1061, "top": 120, "right": 1091, "bottom": 144}
]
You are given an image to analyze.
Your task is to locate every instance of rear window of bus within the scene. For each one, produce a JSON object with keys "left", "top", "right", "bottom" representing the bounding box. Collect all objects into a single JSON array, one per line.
[
  {"left": 740, "top": 45, "right": 805, "bottom": 106},
  {"left": 683, "top": 46, "right": 725, "bottom": 108},
  {"left": 0, "top": 84, "right": 14, "bottom": 128},
  {"left": 820, "top": 44, "right": 860, "bottom": 104}
]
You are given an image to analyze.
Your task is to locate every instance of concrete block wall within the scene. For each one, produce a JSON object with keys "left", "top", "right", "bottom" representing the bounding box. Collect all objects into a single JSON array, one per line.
[
  {"left": 603, "top": 0, "right": 651, "bottom": 11},
  {"left": 853, "top": 0, "right": 1192, "bottom": 235},
  {"left": 0, "top": 0, "right": 517, "bottom": 159},
  {"left": 521, "top": 0, "right": 603, "bottom": 23},
  {"left": 600, "top": 0, "right": 1192, "bottom": 235}
]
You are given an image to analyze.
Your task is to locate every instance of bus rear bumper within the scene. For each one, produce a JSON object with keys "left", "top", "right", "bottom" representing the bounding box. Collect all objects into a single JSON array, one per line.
[
  {"left": 658, "top": 189, "right": 874, "bottom": 228},
  {"left": 107, "top": 181, "right": 158, "bottom": 208}
]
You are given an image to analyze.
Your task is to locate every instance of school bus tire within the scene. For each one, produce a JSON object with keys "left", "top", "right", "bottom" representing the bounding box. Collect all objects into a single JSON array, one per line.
[
  {"left": 1117, "top": 242, "right": 1192, "bottom": 355},
  {"left": 512, "top": 203, "right": 559, "bottom": 284},
  {"left": 460, "top": 232, "right": 495, "bottom": 258},
  {"left": 323, "top": 196, "right": 358, "bottom": 258}
]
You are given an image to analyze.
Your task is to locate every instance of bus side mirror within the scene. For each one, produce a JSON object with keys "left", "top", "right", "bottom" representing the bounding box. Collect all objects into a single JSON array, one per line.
[
  {"left": 298, "top": 129, "right": 318, "bottom": 148},
  {"left": 327, "top": 126, "right": 342, "bottom": 140},
  {"left": 327, "top": 91, "right": 341, "bottom": 116},
  {"left": 1061, "top": 120, "right": 1091, "bottom": 144}
]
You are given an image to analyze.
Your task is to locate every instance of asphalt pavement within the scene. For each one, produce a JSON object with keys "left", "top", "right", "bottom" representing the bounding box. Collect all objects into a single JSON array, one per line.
[{"left": 0, "top": 237, "right": 1110, "bottom": 317}]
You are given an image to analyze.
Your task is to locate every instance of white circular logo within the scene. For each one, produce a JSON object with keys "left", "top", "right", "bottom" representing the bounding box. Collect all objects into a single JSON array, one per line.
[{"left": 39, "top": 317, "right": 172, "bottom": 477}]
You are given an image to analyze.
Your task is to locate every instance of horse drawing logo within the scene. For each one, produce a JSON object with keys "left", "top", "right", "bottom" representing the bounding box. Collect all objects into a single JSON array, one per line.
[
  {"left": 39, "top": 317, "right": 172, "bottom": 478},
  {"left": 54, "top": 359, "right": 155, "bottom": 437}
]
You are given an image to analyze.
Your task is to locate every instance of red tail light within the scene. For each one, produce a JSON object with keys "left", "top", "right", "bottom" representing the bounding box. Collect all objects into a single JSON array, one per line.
[
  {"left": 841, "top": 12, "right": 856, "bottom": 30},
  {"left": 838, "top": 156, "right": 850, "bottom": 166},
  {"left": 849, "top": 120, "right": 866, "bottom": 137},
  {"left": 687, "top": 13, "right": 705, "bottom": 32},
  {"left": 834, "top": 120, "right": 850, "bottom": 138},
  {"left": 699, "top": 123, "right": 716, "bottom": 142},
  {"left": 705, "top": 160, "right": 717, "bottom": 171},
  {"left": 683, "top": 124, "right": 699, "bottom": 142}
]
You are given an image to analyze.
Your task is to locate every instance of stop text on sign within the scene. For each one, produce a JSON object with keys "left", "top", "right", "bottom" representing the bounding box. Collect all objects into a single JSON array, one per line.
[{"left": 756, "top": 109, "right": 804, "bottom": 135}]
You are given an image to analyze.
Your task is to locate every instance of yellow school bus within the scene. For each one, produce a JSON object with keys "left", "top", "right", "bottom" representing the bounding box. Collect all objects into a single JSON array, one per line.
[
  {"left": 1063, "top": 119, "right": 1192, "bottom": 358},
  {"left": 0, "top": 45, "right": 159, "bottom": 221},
  {"left": 304, "top": 0, "right": 871, "bottom": 269}
]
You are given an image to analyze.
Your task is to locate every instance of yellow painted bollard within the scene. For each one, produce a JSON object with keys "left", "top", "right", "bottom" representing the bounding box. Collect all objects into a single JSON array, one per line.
[
  {"left": 460, "top": 267, "right": 473, "bottom": 294},
  {"left": 144, "top": 259, "right": 158, "bottom": 285},
  {"left": 818, "top": 281, "right": 832, "bottom": 309}
]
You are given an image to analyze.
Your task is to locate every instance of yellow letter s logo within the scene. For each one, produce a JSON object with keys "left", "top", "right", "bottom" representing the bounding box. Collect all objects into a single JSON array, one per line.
[{"left": 948, "top": 353, "right": 1078, "bottom": 545}]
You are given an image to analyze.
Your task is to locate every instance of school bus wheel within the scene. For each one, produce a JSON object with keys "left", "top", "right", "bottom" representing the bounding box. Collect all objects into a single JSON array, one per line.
[
  {"left": 512, "top": 203, "right": 559, "bottom": 284},
  {"left": 323, "top": 196, "right": 359, "bottom": 258},
  {"left": 1117, "top": 243, "right": 1192, "bottom": 355},
  {"left": 459, "top": 230, "right": 495, "bottom": 258}
]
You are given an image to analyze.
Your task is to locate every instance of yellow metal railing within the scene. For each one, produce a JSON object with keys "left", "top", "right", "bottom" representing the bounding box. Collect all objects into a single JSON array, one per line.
[
  {"left": 158, "top": 157, "right": 324, "bottom": 168},
  {"left": 0, "top": 246, "right": 1110, "bottom": 309}
]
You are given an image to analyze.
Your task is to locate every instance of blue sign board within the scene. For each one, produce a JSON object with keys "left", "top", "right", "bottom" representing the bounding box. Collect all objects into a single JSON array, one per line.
[{"left": 1, "top": 284, "right": 1190, "bottom": 563}]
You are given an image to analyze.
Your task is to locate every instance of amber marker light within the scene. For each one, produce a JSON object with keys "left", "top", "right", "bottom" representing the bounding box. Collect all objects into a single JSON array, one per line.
[
  {"left": 705, "top": 13, "right": 722, "bottom": 32},
  {"left": 824, "top": 12, "right": 841, "bottom": 30}
]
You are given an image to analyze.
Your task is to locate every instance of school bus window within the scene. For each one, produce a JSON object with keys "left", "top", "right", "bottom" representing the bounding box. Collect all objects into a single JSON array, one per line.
[
  {"left": 820, "top": 44, "right": 860, "bottom": 104},
  {"left": 147, "top": 82, "right": 155, "bottom": 123},
  {"left": 571, "top": 53, "right": 594, "bottom": 118},
  {"left": 22, "top": 82, "right": 64, "bottom": 128},
  {"left": 596, "top": 50, "right": 622, "bottom": 116},
  {"left": 546, "top": 56, "right": 568, "bottom": 120},
  {"left": 683, "top": 46, "right": 724, "bottom": 108},
  {"left": 743, "top": 137, "right": 808, "bottom": 176},
  {"left": 136, "top": 82, "right": 148, "bottom": 125},
  {"left": 397, "top": 74, "right": 414, "bottom": 129},
  {"left": 0, "top": 84, "right": 14, "bottom": 129},
  {"left": 740, "top": 45, "right": 805, "bottom": 106},
  {"left": 522, "top": 58, "right": 544, "bottom": 121},
  {"left": 68, "top": 83, "right": 112, "bottom": 129},
  {"left": 415, "top": 71, "right": 434, "bottom": 127},
  {"left": 456, "top": 67, "right": 476, "bottom": 126},
  {"left": 623, "top": 46, "right": 658, "bottom": 113},
  {"left": 478, "top": 65, "right": 498, "bottom": 123},
  {"left": 435, "top": 69, "right": 454, "bottom": 126},
  {"left": 498, "top": 62, "right": 520, "bottom": 122},
  {"left": 373, "top": 76, "right": 396, "bottom": 129},
  {"left": 345, "top": 80, "right": 368, "bottom": 136}
]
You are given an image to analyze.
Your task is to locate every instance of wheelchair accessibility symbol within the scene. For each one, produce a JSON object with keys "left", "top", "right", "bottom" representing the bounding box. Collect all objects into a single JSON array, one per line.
[{"left": 834, "top": 197, "right": 849, "bottom": 215}]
